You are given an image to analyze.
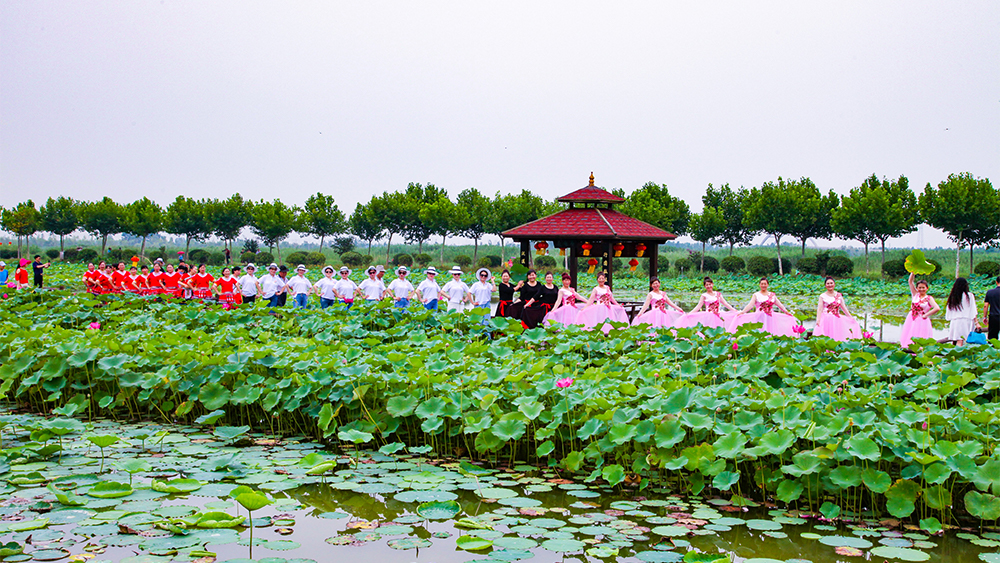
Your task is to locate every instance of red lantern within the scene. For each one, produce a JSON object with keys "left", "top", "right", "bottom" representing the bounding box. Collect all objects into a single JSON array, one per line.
[
  {"left": 534, "top": 241, "right": 549, "bottom": 255},
  {"left": 587, "top": 258, "right": 598, "bottom": 274},
  {"left": 559, "top": 248, "right": 565, "bottom": 256},
  {"left": 581, "top": 242, "right": 592, "bottom": 256},
  {"left": 636, "top": 243, "right": 647, "bottom": 257},
  {"left": 628, "top": 258, "right": 639, "bottom": 272},
  {"left": 131, "top": 256, "right": 140, "bottom": 267},
  {"left": 613, "top": 243, "right": 625, "bottom": 257}
]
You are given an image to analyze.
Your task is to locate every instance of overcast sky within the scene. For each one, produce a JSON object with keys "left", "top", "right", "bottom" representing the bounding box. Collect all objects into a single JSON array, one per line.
[{"left": 2, "top": 1, "right": 997, "bottom": 249}]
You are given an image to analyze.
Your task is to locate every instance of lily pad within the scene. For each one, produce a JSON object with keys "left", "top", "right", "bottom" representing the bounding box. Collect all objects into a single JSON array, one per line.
[
  {"left": 416, "top": 500, "right": 461, "bottom": 520},
  {"left": 457, "top": 535, "right": 494, "bottom": 551},
  {"left": 387, "top": 537, "right": 432, "bottom": 550},
  {"left": 904, "top": 249, "right": 936, "bottom": 275},
  {"left": 870, "top": 546, "right": 931, "bottom": 561}
]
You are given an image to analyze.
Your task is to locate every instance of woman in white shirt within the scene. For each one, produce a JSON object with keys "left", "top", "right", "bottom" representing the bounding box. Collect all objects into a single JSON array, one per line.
[
  {"left": 314, "top": 266, "right": 339, "bottom": 309},
  {"left": 237, "top": 264, "right": 263, "bottom": 305},
  {"left": 259, "top": 263, "right": 286, "bottom": 307},
  {"left": 469, "top": 268, "right": 495, "bottom": 309},
  {"left": 386, "top": 266, "right": 415, "bottom": 308},
  {"left": 333, "top": 266, "right": 359, "bottom": 309},
  {"left": 358, "top": 266, "right": 386, "bottom": 302},
  {"left": 416, "top": 267, "right": 442, "bottom": 310},
  {"left": 287, "top": 265, "right": 314, "bottom": 309},
  {"left": 441, "top": 266, "right": 472, "bottom": 311},
  {"left": 945, "top": 277, "right": 979, "bottom": 345}
]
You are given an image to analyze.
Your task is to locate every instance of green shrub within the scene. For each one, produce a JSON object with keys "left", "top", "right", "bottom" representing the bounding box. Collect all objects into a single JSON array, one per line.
[
  {"left": 305, "top": 251, "right": 326, "bottom": 266},
  {"left": 455, "top": 255, "right": 473, "bottom": 268},
  {"left": 284, "top": 251, "right": 309, "bottom": 266},
  {"left": 826, "top": 256, "right": 854, "bottom": 277},
  {"left": 45, "top": 249, "right": 60, "bottom": 260},
  {"left": 927, "top": 259, "right": 943, "bottom": 278},
  {"left": 482, "top": 255, "right": 502, "bottom": 268},
  {"left": 393, "top": 253, "right": 413, "bottom": 267},
  {"left": 208, "top": 252, "right": 227, "bottom": 266},
  {"left": 148, "top": 248, "right": 167, "bottom": 262},
  {"left": 414, "top": 253, "right": 432, "bottom": 267},
  {"left": 772, "top": 257, "right": 792, "bottom": 275},
  {"left": 477, "top": 257, "right": 493, "bottom": 269},
  {"left": 675, "top": 258, "right": 693, "bottom": 274},
  {"left": 720, "top": 256, "right": 745, "bottom": 273},
  {"left": 746, "top": 256, "right": 772, "bottom": 277},
  {"left": 240, "top": 251, "right": 257, "bottom": 264},
  {"left": 62, "top": 248, "right": 80, "bottom": 261},
  {"left": 796, "top": 256, "right": 820, "bottom": 275},
  {"left": 256, "top": 251, "right": 274, "bottom": 265},
  {"left": 331, "top": 236, "right": 355, "bottom": 255},
  {"left": 0, "top": 249, "right": 17, "bottom": 259},
  {"left": 340, "top": 251, "right": 364, "bottom": 269},
  {"left": 535, "top": 255, "right": 556, "bottom": 269},
  {"left": 107, "top": 247, "right": 139, "bottom": 262},
  {"left": 360, "top": 254, "right": 374, "bottom": 267},
  {"left": 656, "top": 256, "right": 671, "bottom": 273},
  {"left": 241, "top": 239, "right": 259, "bottom": 254},
  {"left": 689, "top": 254, "right": 719, "bottom": 273},
  {"left": 882, "top": 259, "right": 906, "bottom": 277},
  {"left": 975, "top": 261, "right": 1000, "bottom": 277},
  {"left": 187, "top": 249, "right": 211, "bottom": 264},
  {"left": 77, "top": 248, "right": 99, "bottom": 263}
]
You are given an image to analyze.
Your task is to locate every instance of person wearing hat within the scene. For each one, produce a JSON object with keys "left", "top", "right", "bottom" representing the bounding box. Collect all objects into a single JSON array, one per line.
[
  {"left": 13, "top": 259, "right": 30, "bottom": 290},
  {"left": 416, "top": 267, "right": 442, "bottom": 310},
  {"left": 333, "top": 266, "right": 359, "bottom": 308},
  {"left": 359, "top": 266, "right": 386, "bottom": 302},
  {"left": 313, "top": 266, "right": 340, "bottom": 309},
  {"left": 441, "top": 266, "right": 472, "bottom": 311},
  {"left": 237, "top": 264, "right": 262, "bottom": 305},
  {"left": 470, "top": 268, "right": 495, "bottom": 310},
  {"left": 259, "top": 263, "right": 285, "bottom": 307},
  {"left": 375, "top": 265, "right": 386, "bottom": 282},
  {"left": 0, "top": 261, "right": 8, "bottom": 287},
  {"left": 32, "top": 255, "right": 51, "bottom": 288},
  {"left": 288, "top": 265, "right": 313, "bottom": 309},
  {"left": 385, "top": 266, "right": 416, "bottom": 308},
  {"left": 276, "top": 265, "right": 290, "bottom": 306}
]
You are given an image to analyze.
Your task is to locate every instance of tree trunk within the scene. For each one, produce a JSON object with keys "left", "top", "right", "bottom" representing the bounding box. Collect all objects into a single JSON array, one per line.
[
  {"left": 801, "top": 238, "right": 807, "bottom": 257},
  {"left": 101, "top": 235, "right": 108, "bottom": 256},
  {"left": 25, "top": 234, "right": 29, "bottom": 260},
  {"left": 473, "top": 238, "right": 479, "bottom": 262},
  {"left": 775, "top": 234, "right": 784, "bottom": 275},
  {"left": 367, "top": 239, "right": 372, "bottom": 256},
  {"left": 955, "top": 233, "right": 962, "bottom": 280},
  {"left": 440, "top": 234, "right": 447, "bottom": 265},
  {"left": 385, "top": 233, "right": 392, "bottom": 265},
  {"left": 970, "top": 244, "right": 974, "bottom": 277},
  {"left": 59, "top": 235, "right": 65, "bottom": 260},
  {"left": 319, "top": 235, "right": 325, "bottom": 251},
  {"left": 498, "top": 236, "right": 505, "bottom": 262},
  {"left": 276, "top": 241, "right": 282, "bottom": 265},
  {"left": 863, "top": 242, "right": 869, "bottom": 274},
  {"left": 881, "top": 238, "right": 887, "bottom": 274},
  {"left": 700, "top": 241, "right": 706, "bottom": 273},
  {"left": 140, "top": 236, "right": 147, "bottom": 260},
  {"left": 418, "top": 240, "right": 423, "bottom": 254},
  {"left": 185, "top": 236, "right": 191, "bottom": 256},
  {"left": 729, "top": 243, "right": 734, "bottom": 256}
]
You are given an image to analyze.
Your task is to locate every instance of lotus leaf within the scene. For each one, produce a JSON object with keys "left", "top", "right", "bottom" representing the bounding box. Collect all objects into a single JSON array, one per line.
[
  {"left": 151, "top": 478, "right": 203, "bottom": 493},
  {"left": 904, "top": 250, "right": 936, "bottom": 275},
  {"left": 416, "top": 500, "right": 461, "bottom": 519},
  {"left": 869, "top": 546, "right": 931, "bottom": 561},
  {"left": 86, "top": 481, "right": 133, "bottom": 499},
  {"left": 456, "top": 535, "right": 493, "bottom": 551}
]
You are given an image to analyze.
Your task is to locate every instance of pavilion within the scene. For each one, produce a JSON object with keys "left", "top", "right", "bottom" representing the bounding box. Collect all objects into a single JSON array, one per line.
[{"left": 503, "top": 174, "right": 676, "bottom": 290}]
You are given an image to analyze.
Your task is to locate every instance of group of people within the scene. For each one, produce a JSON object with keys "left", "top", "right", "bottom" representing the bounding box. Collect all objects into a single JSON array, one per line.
[
  {"left": 1, "top": 256, "right": 51, "bottom": 289},
  {"left": 316, "top": 264, "right": 494, "bottom": 311}
]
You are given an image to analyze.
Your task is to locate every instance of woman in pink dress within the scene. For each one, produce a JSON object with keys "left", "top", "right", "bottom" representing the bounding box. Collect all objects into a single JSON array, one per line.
[
  {"left": 631, "top": 278, "right": 685, "bottom": 329},
  {"left": 813, "top": 277, "right": 862, "bottom": 341},
  {"left": 543, "top": 273, "right": 586, "bottom": 327},
  {"left": 674, "top": 277, "right": 738, "bottom": 330},
  {"left": 900, "top": 272, "right": 941, "bottom": 348},
  {"left": 576, "top": 272, "right": 629, "bottom": 332},
  {"left": 728, "top": 277, "right": 798, "bottom": 336}
]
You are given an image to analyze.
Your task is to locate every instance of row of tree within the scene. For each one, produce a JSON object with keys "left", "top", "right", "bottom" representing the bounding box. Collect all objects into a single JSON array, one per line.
[{"left": 1, "top": 173, "right": 995, "bottom": 276}]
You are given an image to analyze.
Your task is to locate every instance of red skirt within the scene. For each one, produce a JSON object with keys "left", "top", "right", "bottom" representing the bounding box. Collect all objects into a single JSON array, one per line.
[
  {"left": 193, "top": 288, "right": 212, "bottom": 299},
  {"left": 219, "top": 292, "right": 237, "bottom": 304},
  {"left": 165, "top": 287, "right": 183, "bottom": 298}
]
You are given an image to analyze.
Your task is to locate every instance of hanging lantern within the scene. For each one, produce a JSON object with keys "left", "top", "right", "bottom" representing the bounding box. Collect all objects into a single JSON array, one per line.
[
  {"left": 581, "top": 242, "right": 592, "bottom": 256},
  {"left": 613, "top": 243, "right": 625, "bottom": 257},
  {"left": 587, "top": 258, "right": 598, "bottom": 274},
  {"left": 636, "top": 243, "right": 647, "bottom": 257},
  {"left": 628, "top": 258, "right": 639, "bottom": 272},
  {"left": 131, "top": 256, "right": 140, "bottom": 268},
  {"left": 559, "top": 248, "right": 565, "bottom": 256},
  {"left": 534, "top": 241, "right": 549, "bottom": 256}
]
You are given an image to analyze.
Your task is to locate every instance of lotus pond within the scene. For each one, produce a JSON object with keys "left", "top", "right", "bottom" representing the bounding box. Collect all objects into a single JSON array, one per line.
[{"left": 3, "top": 288, "right": 1000, "bottom": 562}]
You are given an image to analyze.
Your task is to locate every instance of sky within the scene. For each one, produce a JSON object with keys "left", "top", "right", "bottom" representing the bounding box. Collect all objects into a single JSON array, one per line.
[{"left": 1, "top": 1, "right": 997, "bottom": 249}]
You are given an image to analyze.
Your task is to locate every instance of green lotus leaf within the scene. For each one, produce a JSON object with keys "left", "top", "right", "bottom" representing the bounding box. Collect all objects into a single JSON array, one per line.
[
  {"left": 456, "top": 535, "right": 493, "bottom": 551},
  {"left": 193, "top": 511, "right": 246, "bottom": 528},
  {"left": 683, "top": 553, "right": 729, "bottom": 563},
  {"left": 337, "top": 428, "right": 373, "bottom": 444},
  {"left": 199, "top": 382, "right": 232, "bottom": 411},
  {"left": 152, "top": 478, "right": 203, "bottom": 493},
  {"left": 117, "top": 459, "right": 153, "bottom": 474},
  {"left": 966, "top": 490, "right": 1000, "bottom": 520},
  {"left": 86, "top": 434, "right": 120, "bottom": 448},
  {"left": 0, "top": 542, "right": 23, "bottom": 557},
  {"left": 8, "top": 518, "right": 49, "bottom": 531},
  {"left": 213, "top": 425, "right": 250, "bottom": 442},
  {"left": 194, "top": 409, "right": 227, "bottom": 425},
  {"left": 235, "top": 492, "right": 272, "bottom": 511},
  {"left": 905, "top": 249, "right": 936, "bottom": 275},
  {"left": 416, "top": 500, "right": 461, "bottom": 520},
  {"left": 45, "top": 418, "right": 86, "bottom": 435},
  {"left": 86, "top": 481, "right": 134, "bottom": 498},
  {"left": 869, "top": 546, "right": 930, "bottom": 561}
]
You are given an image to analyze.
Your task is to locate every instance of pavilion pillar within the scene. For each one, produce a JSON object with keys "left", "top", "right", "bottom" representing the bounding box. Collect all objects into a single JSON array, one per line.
[
  {"left": 519, "top": 240, "right": 530, "bottom": 268},
  {"left": 568, "top": 241, "right": 579, "bottom": 287},
  {"left": 649, "top": 243, "right": 659, "bottom": 281},
  {"left": 604, "top": 241, "right": 613, "bottom": 290}
]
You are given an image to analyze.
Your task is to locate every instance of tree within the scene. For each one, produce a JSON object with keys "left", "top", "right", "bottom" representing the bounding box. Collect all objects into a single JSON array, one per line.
[
  {"left": 251, "top": 200, "right": 298, "bottom": 264},
  {"left": 369, "top": 191, "right": 414, "bottom": 264},
  {"left": 123, "top": 197, "right": 163, "bottom": 259},
  {"left": 208, "top": 194, "right": 253, "bottom": 253},
  {"left": 688, "top": 208, "right": 726, "bottom": 272},
  {"left": 614, "top": 182, "right": 690, "bottom": 236},
  {"left": 349, "top": 202, "right": 383, "bottom": 256},
  {"left": 779, "top": 178, "right": 838, "bottom": 256},
  {"left": 164, "top": 196, "right": 208, "bottom": 255},
  {"left": 832, "top": 174, "right": 918, "bottom": 272},
  {"left": 484, "top": 190, "right": 550, "bottom": 262},
  {"left": 77, "top": 197, "right": 124, "bottom": 256},
  {"left": 40, "top": 196, "right": 78, "bottom": 259},
  {"left": 420, "top": 195, "right": 470, "bottom": 265},
  {"left": 1, "top": 200, "right": 42, "bottom": 259},
  {"left": 920, "top": 173, "right": 999, "bottom": 278},
  {"left": 744, "top": 179, "right": 804, "bottom": 275},
  {"left": 301, "top": 192, "right": 345, "bottom": 250},
  {"left": 400, "top": 183, "right": 447, "bottom": 253},
  {"left": 455, "top": 187, "right": 490, "bottom": 261},
  {"left": 702, "top": 184, "right": 755, "bottom": 255}
]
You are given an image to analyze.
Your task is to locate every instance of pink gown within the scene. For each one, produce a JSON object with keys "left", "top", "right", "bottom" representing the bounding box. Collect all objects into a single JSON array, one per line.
[
  {"left": 900, "top": 295, "right": 933, "bottom": 347},
  {"left": 813, "top": 292, "right": 861, "bottom": 341},
  {"left": 543, "top": 289, "right": 583, "bottom": 327},
  {"left": 728, "top": 292, "right": 798, "bottom": 337},
  {"left": 674, "top": 292, "right": 737, "bottom": 330},
  {"left": 576, "top": 287, "right": 629, "bottom": 332},
  {"left": 631, "top": 293, "right": 683, "bottom": 329}
]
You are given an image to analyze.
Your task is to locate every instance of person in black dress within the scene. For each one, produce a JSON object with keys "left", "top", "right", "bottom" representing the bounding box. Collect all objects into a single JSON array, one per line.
[
  {"left": 521, "top": 272, "right": 559, "bottom": 328},
  {"left": 506, "top": 269, "right": 539, "bottom": 320},
  {"left": 496, "top": 269, "right": 517, "bottom": 317}
]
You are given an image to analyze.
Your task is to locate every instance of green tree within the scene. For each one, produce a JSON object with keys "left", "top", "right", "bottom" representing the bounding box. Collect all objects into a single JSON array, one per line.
[
  {"left": 369, "top": 191, "right": 414, "bottom": 264},
  {"left": 702, "top": 184, "right": 755, "bottom": 255},
  {"left": 164, "top": 196, "right": 208, "bottom": 255},
  {"left": 920, "top": 173, "right": 999, "bottom": 277},
  {"left": 456, "top": 187, "right": 490, "bottom": 261},
  {"left": 400, "top": 183, "right": 447, "bottom": 253},
  {"left": 688, "top": 208, "right": 726, "bottom": 273},
  {"left": 485, "top": 189, "right": 549, "bottom": 262},
  {"left": 123, "top": 197, "right": 163, "bottom": 259},
  {"left": 780, "top": 178, "right": 838, "bottom": 256},
  {"left": 40, "top": 196, "right": 78, "bottom": 259},
  {"left": 832, "top": 174, "right": 918, "bottom": 273},
  {"left": 348, "top": 202, "right": 383, "bottom": 256},
  {"left": 420, "top": 195, "right": 470, "bottom": 265},
  {"left": 1, "top": 200, "right": 42, "bottom": 259},
  {"left": 301, "top": 192, "right": 345, "bottom": 250},
  {"left": 208, "top": 194, "right": 253, "bottom": 254},
  {"left": 614, "top": 182, "right": 690, "bottom": 236},
  {"left": 251, "top": 200, "right": 298, "bottom": 264},
  {"left": 77, "top": 197, "right": 124, "bottom": 256},
  {"left": 744, "top": 179, "right": 804, "bottom": 275}
]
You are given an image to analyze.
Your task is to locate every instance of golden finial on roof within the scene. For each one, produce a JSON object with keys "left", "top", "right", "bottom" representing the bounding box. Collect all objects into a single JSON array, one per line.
[{"left": 589, "top": 172, "right": 595, "bottom": 187}]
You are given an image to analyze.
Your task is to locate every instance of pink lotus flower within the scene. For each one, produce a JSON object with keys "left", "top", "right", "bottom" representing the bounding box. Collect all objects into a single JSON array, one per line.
[
  {"left": 556, "top": 378, "right": 574, "bottom": 388},
  {"left": 1, "top": 294, "right": 6, "bottom": 299},
  {"left": 732, "top": 342, "right": 738, "bottom": 351},
  {"left": 89, "top": 322, "right": 101, "bottom": 330},
  {"left": 922, "top": 422, "right": 928, "bottom": 430},
  {"left": 863, "top": 331, "right": 874, "bottom": 339},
  {"left": 792, "top": 325, "right": 805, "bottom": 334}
]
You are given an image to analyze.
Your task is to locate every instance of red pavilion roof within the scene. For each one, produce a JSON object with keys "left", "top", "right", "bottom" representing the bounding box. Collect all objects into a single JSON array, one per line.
[
  {"left": 503, "top": 207, "right": 675, "bottom": 240},
  {"left": 557, "top": 172, "right": 625, "bottom": 203}
]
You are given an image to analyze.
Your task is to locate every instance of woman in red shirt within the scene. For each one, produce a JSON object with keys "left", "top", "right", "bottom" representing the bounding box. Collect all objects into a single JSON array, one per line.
[
  {"left": 191, "top": 264, "right": 215, "bottom": 299},
  {"left": 111, "top": 263, "right": 128, "bottom": 292},
  {"left": 122, "top": 266, "right": 140, "bottom": 293},
  {"left": 82, "top": 263, "right": 101, "bottom": 293},
  {"left": 148, "top": 262, "right": 165, "bottom": 295},
  {"left": 96, "top": 265, "right": 115, "bottom": 294},
  {"left": 162, "top": 264, "right": 183, "bottom": 298},
  {"left": 13, "top": 259, "right": 30, "bottom": 289},
  {"left": 213, "top": 267, "right": 238, "bottom": 305},
  {"left": 136, "top": 265, "right": 151, "bottom": 295}
]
